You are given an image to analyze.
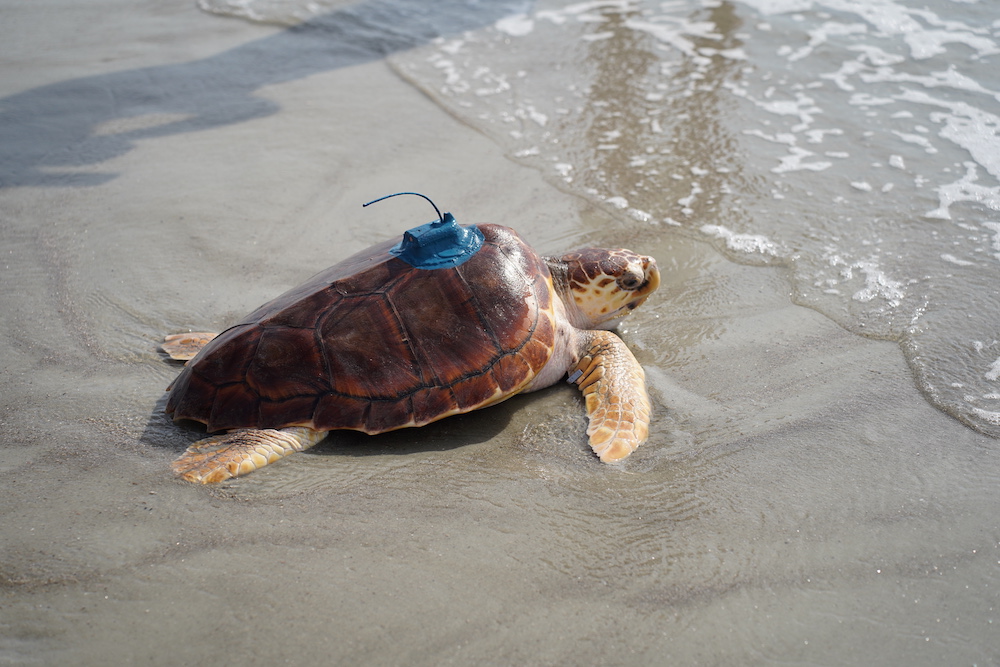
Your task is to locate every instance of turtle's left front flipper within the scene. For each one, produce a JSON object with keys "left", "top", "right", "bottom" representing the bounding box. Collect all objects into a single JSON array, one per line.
[{"left": 570, "top": 330, "right": 651, "bottom": 462}]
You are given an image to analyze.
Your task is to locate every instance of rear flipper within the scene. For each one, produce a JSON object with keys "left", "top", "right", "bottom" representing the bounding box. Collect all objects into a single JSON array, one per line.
[
  {"left": 161, "top": 332, "right": 218, "bottom": 362},
  {"left": 172, "top": 426, "right": 328, "bottom": 484},
  {"left": 569, "top": 330, "right": 651, "bottom": 462}
]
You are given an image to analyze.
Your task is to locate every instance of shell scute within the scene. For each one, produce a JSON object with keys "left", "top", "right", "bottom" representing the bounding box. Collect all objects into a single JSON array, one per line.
[
  {"left": 386, "top": 267, "right": 500, "bottom": 387},
  {"left": 410, "top": 387, "right": 460, "bottom": 425},
  {"left": 209, "top": 383, "right": 261, "bottom": 431},
  {"left": 329, "top": 257, "right": 404, "bottom": 295},
  {"left": 259, "top": 395, "right": 319, "bottom": 429},
  {"left": 451, "top": 372, "right": 504, "bottom": 410},
  {"left": 191, "top": 324, "right": 260, "bottom": 385},
  {"left": 167, "top": 371, "right": 215, "bottom": 421},
  {"left": 314, "top": 393, "right": 369, "bottom": 431},
  {"left": 258, "top": 287, "right": 341, "bottom": 330},
  {"left": 490, "top": 354, "right": 533, "bottom": 393},
  {"left": 456, "top": 247, "right": 533, "bottom": 352},
  {"left": 239, "top": 238, "right": 400, "bottom": 323},
  {"left": 248, "top": 327, "right": 330, "bottom": 400},
  {"left": 319, "top": 293, "right": 424, "bottom": 399},
  {"left": 518, "top": 317, "right": 556, "bottom": 373},
  {"left": 365, "top": 397, "right": 417, "bottom": 433}
]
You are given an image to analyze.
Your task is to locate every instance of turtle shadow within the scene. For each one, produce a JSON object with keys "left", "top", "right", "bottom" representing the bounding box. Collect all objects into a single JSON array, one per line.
[
  {"left": 313, "top": 394, "right": 530, "bottom": 459},
  {"left": 0, "top": 0, "right": 530, "bottom": 189}
]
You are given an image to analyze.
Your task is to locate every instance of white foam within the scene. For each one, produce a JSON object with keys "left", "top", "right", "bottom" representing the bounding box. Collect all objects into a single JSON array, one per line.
[
  {"left": 474, "top": 72, "right": 511, "bottom": 97},
  {"left": 735, "top": 0, "right": 813, "bottom": 14},
  {"left": 940, "top": 253, "right": 974, "bottom": 267},
  {"left": 821, "top": 0, "right": 922, "bottom": 41},
  {"left": 677, "top": 182, "right": 704, "bottom": 215},
  {"left": 624, "top": 19, "right": 698, "bottom": 56},
  {"left": 847, "top": 260, "right": 905, "bottom": 306},
  {"left": 926, "top": 163, "right": 1000, "bottom": 220},
  {"left": 850, "top": 44, "right": 906, "bottom": 67},
  {"left": 821, "top": 59, "right": 864, "bottom": 92},
  {"left": 700, "top": 225, "right": 780, "bottom": 256},
  {"left": 804, "top": 128, "right": 844, "bottom": 144},
  {"left": 986, "top": 358, "right": 1000, "bottom": 382},
  {"left": 850, "top": 93, "right": 894, "bottom": 106},
  {"left": 698, "top": 47, "right": 748, "bottom": 61},
  {"left": 756, "top": 92, "right": 821, "bottom": 130},
  {"left": 517, "top": 105, "right": 548, "bottom": 127},
  {"left": 772, "top": 147, "right": 832, "bottom": 173},
  {"left": 537, "top": 0, "right": 635, "bottom": 26},
  {"left": 743, "top": 129, "right": 796, "bottom": 145},
  {"left": 429, "top": 55, "right": 467, "bottom": 92},
  {"left": 972, "top": 408, "right": 1000, "bottom": 426},
  {"left": 892, "top": 130, "right": 937, "bottom": 154},
  {"left": 903, "top": 28, "right": 1000, "bottom": 62},
  {"left": 789, "top": 21, "right": 867, "bottom": 63},
  {"left": 898, "top": 90, "right": 1000, "bottom": 180},
  {"left": 861, "top": 67, "right": 1000, "bottom": 100},
  {"left": 496, "top": 14, "right": 535, "bottom": 37},
  {"left": 628, "top": 208, "right": 654, "bottom": 223}
]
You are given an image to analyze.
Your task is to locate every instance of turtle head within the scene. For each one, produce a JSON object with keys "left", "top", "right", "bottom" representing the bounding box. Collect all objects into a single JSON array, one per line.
[{"left": 548, "top": 248, "right": 660, "bottom": 330}]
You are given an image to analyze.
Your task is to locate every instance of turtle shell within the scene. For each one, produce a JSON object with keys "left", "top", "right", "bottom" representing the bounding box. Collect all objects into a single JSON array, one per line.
[{"left": 165, "top": 224, "right": 556, "bottom": 434}]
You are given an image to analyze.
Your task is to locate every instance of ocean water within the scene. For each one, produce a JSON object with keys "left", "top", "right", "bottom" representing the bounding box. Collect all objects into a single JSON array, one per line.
[{"left": 202, "top": 0, "right": 1000, "bottom": 439}]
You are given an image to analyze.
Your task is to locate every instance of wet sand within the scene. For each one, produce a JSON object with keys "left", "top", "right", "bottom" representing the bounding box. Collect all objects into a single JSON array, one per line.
[{"left": 2, "top": 2, "right": 998, "bottom": 665}]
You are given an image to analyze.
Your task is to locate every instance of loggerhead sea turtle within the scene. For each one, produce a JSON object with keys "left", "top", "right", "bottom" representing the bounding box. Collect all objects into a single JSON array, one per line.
[{"left": 163, "top": 195, "right": 659, "bottom": 483}]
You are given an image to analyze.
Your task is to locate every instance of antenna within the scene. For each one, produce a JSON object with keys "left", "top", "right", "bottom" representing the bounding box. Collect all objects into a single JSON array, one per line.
[{"left": 363, "top": 192, "right": 444, "bottom": 225}]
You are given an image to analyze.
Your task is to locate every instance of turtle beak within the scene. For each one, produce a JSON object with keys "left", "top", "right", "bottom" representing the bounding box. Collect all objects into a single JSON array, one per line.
[
  {"left": 641, "top": 256, "right": 660, "bottom": 293},
  {"left": 628, "top": 256, "right": 660, "bottom": 309},
  {"left": 603, "top": 258, "right": 660, "bottom": 328}
]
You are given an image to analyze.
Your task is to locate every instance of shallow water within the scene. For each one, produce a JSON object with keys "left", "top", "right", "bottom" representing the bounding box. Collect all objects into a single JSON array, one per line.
[{"left": 2, "top": 1, "right": 1000, "bottom": 665}]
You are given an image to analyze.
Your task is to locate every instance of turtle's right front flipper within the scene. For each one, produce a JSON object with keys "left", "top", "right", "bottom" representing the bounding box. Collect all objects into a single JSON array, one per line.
[
  {"left": 172, "top": 427, "right": 328, "bottom": 484},
  {"left": 569, "top": 330, "right": 651, "bottom": 463}
]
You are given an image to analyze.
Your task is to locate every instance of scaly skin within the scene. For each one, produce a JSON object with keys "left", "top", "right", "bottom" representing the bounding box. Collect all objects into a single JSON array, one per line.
[
  {"left": 172, "top": 427, "right": 327, "bottom": 484},
  {"left": 570, "top": 330, "right": 651, "bottom": 462}
]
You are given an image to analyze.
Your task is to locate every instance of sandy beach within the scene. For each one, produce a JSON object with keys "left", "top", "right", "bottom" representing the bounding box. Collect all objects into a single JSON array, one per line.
[{"left": 2, "top": 2, "right": 998, "bottom": 665}]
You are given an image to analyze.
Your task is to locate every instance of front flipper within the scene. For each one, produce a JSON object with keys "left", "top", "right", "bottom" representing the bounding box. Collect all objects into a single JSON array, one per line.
[
  {"left": 569, "top": 330, "right": 651, "bottom": 462},
  {"left": 162, "top": 332, "right": 219, "bottom": 362},
  {"left": 172, "top": 427, "right": 328, "bottom": 484}
]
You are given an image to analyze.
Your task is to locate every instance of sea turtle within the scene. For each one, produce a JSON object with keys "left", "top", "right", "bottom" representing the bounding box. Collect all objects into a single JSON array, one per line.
[{"left": 163, "top": 196, "right": 659, "bottom": 483}]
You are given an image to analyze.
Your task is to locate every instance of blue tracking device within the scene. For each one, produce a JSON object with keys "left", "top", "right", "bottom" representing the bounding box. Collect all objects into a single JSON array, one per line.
[{"left": 363, "top": 192, "right": 485, "bottom": 269}]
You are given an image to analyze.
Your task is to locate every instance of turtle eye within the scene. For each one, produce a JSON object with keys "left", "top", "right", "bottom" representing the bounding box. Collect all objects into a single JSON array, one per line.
[{"left": 618, "top": 273, "right": 643, "bottom": 290}]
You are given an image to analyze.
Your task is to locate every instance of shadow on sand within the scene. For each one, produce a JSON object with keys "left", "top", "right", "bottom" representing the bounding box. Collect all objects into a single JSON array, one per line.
[{"left": 0, "top": 0, "right": 528, "bottom": 188}]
